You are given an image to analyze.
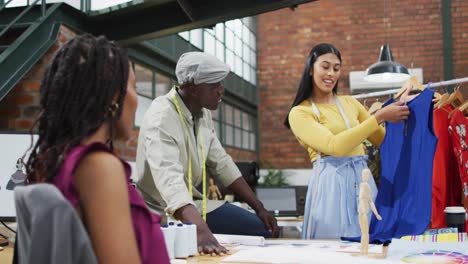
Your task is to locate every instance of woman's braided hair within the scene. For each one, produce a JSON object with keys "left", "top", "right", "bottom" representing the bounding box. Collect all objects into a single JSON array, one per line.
[{"left": 26, "top": 34, "right": 129, "bottom": 183}]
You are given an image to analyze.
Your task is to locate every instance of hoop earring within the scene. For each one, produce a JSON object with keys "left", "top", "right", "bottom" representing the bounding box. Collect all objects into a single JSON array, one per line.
[{"left": 107, "top": 103, "right": 119, "bottom": 117}]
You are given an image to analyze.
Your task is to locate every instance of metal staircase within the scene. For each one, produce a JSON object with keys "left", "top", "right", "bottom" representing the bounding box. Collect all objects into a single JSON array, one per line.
[
  {"left": 0, "top": 0, "right": 61, "bottom": 101},
  {"left": 0, "top": 0, "right": 316, "bottom": 102}
]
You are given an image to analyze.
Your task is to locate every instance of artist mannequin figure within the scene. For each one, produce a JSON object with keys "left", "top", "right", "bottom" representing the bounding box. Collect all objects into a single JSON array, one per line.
[
  {"left": 207, "top": 177, "right": 222, "bottom": 200},
  {"left": 358, "top": 168, "right": 382, "bottom": 255}
]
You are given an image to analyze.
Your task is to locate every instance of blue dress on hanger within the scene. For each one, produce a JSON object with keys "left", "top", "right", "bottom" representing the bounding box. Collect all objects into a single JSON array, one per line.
[{"left": 345, "top": 88, "right": 437, "bottom": 243}]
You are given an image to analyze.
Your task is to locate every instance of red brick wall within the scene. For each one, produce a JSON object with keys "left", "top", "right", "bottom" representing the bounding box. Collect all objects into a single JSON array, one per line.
[
  {"left": 0, "top": 26, "right": 76, "bottom": 131},
  {"left": 0, "top": 25, "right": 141, "bottom": 161},
  {"left": 257, "top": 0, "right": 466, "bottom": 169},
  {"left": 0, "top": 24, "right": 255, "bottom": 162},
  {"left": 225, "top": 147, "right": 257, "bottom": 161},
  {"left": 452, "top": 0, "right": 468, "bottom": 81}
]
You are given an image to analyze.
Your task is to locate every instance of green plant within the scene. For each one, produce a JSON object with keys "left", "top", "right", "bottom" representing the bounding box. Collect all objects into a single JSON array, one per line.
[
  {"left": 259, "top": 168, "right": 288, "bottom": 187},
  {"left": 258, "top": 160, "right": 289, "bottom": 187}
]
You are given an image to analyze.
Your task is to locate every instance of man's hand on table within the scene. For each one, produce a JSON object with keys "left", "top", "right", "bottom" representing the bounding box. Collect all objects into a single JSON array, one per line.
[{"left": 257, "top": 208, "right": 279, "bottom": 238}]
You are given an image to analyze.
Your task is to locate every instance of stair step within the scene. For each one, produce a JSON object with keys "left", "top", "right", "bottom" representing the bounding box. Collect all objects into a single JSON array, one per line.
[
  {"left": 0, "top": 22, "right": 34, "bottom": 31},
  {"left": 0, "top": 45, "right": 9, "bottom": 53},
  {"left": 0, "top": 23, "right": 33, "bottom": 45}
]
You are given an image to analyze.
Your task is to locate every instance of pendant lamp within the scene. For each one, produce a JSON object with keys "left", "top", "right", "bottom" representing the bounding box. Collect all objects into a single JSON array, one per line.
[
  {"left": 364, "top": 0, "right": 410, "bottom": 83},
  {"left": 364, "top": 43, "right": 410, "bottom": 83}
]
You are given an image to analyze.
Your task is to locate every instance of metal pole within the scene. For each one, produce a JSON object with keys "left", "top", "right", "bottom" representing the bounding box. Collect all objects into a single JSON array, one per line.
[
  {"left": 86, "top": 0, "right": 91, "bottom": 13},
  {"left": 442, "top": 0, "right": 454, "bottom": 92},
  {"left": 352, "top": 77, "right": 468, "bottom": 99},
  {"left": 41, "top": 0, "right": 45, "bottom": 18}
]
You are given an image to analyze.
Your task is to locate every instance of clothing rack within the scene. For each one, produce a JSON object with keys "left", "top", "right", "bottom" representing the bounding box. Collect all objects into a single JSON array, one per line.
[{"left": 352, "top": 77, "right": 468, "bottom": 99}]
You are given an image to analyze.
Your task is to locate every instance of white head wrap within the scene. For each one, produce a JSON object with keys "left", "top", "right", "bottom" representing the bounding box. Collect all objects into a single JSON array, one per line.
[{"left": 175, "top": 52, "right": 230, "bottom": 85}]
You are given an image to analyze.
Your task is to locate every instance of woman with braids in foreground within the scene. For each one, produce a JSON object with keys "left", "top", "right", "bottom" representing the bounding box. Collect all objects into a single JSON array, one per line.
[{"left": 26, "top": 34, "right": 169, "bottom": 264}]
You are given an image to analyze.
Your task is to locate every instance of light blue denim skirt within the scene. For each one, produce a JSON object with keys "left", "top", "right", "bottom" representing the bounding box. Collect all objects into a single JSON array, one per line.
[{"left": 302, "top": 155, "right": 377, "bottom": 239}]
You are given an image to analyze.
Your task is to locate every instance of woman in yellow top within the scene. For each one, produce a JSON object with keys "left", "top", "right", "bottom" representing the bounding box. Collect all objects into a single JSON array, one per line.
[{"left": 284, "top": 43, "right": 410, "bottom": 239}]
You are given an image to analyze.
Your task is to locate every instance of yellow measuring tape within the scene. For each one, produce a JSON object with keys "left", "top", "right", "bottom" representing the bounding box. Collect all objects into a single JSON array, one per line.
[{"left": 172, "top": 92, "right": 207, "bottom": 221}]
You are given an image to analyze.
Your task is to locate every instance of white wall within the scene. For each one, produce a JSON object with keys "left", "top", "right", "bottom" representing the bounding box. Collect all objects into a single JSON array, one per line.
[{"left": 259, "top": 169, "right": 311, "bottom": 186}]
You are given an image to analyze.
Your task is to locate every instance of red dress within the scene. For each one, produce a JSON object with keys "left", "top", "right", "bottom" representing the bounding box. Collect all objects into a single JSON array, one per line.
[
  {"left": 448, "top": 109, "right": 468, "bottom": 232},
  {"left": 432, "top": 104, "right": 462, "bottom": 228}
]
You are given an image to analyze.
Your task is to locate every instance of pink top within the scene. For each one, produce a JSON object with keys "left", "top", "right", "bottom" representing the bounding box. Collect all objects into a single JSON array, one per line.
[{"left": 52, "top": 142, "right": 170, "bottom": 264}]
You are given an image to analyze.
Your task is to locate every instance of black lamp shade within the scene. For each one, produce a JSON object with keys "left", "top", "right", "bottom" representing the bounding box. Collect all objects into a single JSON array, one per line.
[{"left": 365, "top": 43, "right": 410, "bottom": 83}]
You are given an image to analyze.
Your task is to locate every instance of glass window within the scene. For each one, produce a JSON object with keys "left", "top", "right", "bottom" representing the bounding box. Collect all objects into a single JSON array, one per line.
[
  {"left": 235, "top": 128, "right": 242, "bottom": 148},
  {"left": 91, "top": 0, "right": 130, "bottom": 10},
  {"left": 250, "top": 132, "right": 256, "bottom": 151},
  {"left": 205, "top": 28, "right": 214, "bottom": 35},
  {"left": 215, "top": 24, "right": 224, "bottom": 41},
  {"left": 234, "top": 19, "right": 242, "bottom": 37},
  {"left": 242, "top": 113, "right": 250, "bottom": 130},
  {"left": 242, "top": 131, "right": 250, "bottom": 149},
  {"left": 226, "top": 50, "right": 234, "bottom": 70},
  {"left": 204, "top": 31, "right": 215, "bottom": 56},
  {"left": 225, "top": 124, "right": 234, "bottom": 146},
  {"left": 155, "top": 73, "right": 172, "bottom": 96},
  {"left": 250, "top": 67, "right": 257, "bottom": 85},
  {"left": 218, "top": 102, "right": 257, "bottom": 151},
  {"left": 224, "top": 104, "right": 233, "bottom": 125},
  {"left": 243, "top": 17, "right": 253, "bottom": 30},
  {"left": 234, "top": 36, "right": 242, "bottom": 56},
  {"left": 176, "top": 18, "right": 257, "bottom": 93},
  {"left": 243, "top": 63, "right": 250, "bottom": 82},
  {"left": 235, "top": 56, "right": 243, "bottom": 76},
  {"left": 225, "top": 29, "right": 234, "bottom": 50},
  {"left": 135, "top": 95, "right": 152, "bottom": 127},
  {"left": 234, "top": 109, "right": 241, "bottom": 126},
  {"left": 134, "top": 63, "right": 153, "bottom": 98},
  {"left": 243, "top": 26, "right": 250, "bottom": 47},
  {"left": 250, "top": 31, "right": 256, "bottom": 51},
  {"left": 243, "top": 46, "right": 250, "bottom": 64},
  {"left": 190, "top": 29, "right": 203, "bottom": 49},
  {"left": 178, "top": 31, "right": 189, "bottom": 41},
  {"left": 226, "top": 20, "right": 235, "bottom": 30},
  {"left": 216, "top": 40, "right": 224, "bottom": 62},
  {"left": 250, "top": 50, "right": 256, "bottom": 67}
]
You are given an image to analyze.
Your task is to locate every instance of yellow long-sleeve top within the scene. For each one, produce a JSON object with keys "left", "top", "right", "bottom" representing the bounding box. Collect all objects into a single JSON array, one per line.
[{"left": 289, "top": 96, "right": 385, "bottom": 162}]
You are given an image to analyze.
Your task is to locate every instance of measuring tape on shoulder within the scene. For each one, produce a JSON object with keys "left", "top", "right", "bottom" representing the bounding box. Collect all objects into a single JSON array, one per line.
[{"left": 172, "top": 91, "right": 207, "bottom": 220}]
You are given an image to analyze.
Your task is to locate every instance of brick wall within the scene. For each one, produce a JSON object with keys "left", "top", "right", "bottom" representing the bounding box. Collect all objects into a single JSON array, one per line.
[
  {"left": 0, "top": 24, "right": 256, "bottom": 162},
  {"left": 257, "top": 0, "right": 466, "bottom": 169},
  {"left": 0, "top": 26, "right": 76, "bottom": 132},
  {"left": 225, "top": 147, "right": 257, "bottom": 161},
  {"left": 452, "top": 0, "right": 468, "bottom": 81}
]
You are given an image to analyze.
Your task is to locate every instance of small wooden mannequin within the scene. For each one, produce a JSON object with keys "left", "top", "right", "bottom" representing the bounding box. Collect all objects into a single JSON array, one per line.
[
  {"left": 358, "top": 168, "right": 382, "bottom": 255},
  {"left": 207, "top": 177, "right": 222, "bottom": 200}
]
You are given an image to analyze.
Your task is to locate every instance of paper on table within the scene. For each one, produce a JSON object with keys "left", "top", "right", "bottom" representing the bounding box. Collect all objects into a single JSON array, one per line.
[
  {"left": 222, "top": 239, "right": 468, "bottom": 264},
  {"left": 385, "top": 238, "right": 468, "bottom": 262},
  {"left": 221, "top": 244, "right": 390, "bottom": 264},
  {"left": 213, "top": 234, "right": 265, "bottom": 246}
]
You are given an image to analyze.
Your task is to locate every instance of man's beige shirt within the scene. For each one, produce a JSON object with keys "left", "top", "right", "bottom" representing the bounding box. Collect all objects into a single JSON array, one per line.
[{"left": 136, "top": 88, "right": 241, "bottom": 219}]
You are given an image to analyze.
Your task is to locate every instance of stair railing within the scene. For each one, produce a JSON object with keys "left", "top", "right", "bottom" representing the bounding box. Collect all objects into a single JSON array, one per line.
[{"left": 0, "top": 0, "right": 47, "bottom": 40}]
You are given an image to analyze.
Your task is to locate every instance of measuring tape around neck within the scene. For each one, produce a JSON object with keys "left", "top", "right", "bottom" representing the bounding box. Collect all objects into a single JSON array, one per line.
[{"left": 172, "top": 91, "right": 207, "bottom": 221}]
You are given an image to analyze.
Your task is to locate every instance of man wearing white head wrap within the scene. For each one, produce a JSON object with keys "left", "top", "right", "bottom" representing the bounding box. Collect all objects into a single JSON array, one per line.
[
  {"left": 136, "top": 52, "right": 278, "bottom": 256},
  {"left": 175, "top": 51, "right": 230, "bottom": 85}
]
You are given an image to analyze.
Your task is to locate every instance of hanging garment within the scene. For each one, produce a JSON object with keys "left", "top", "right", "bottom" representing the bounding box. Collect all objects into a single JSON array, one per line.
[
  {"left": 448, "top": 109, "right": 468, "bottom": 232},
  {"left": 302, "top": 98, "right": 377, "bottom": 239},
  {"left": 432, "top": 104, "right": 462, "bottom": 228},
  {"left": 364, "top": 88, "right": 437, "bottom": 243}
]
